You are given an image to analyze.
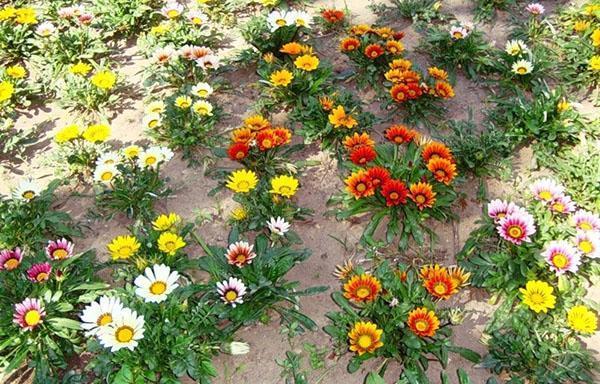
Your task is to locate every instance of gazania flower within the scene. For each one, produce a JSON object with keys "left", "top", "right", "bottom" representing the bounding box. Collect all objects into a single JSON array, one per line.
[
  {"left": 143, "top": 113, "right": 162, "bottom": 129},
  {"left": 389, "top": 58, "right": 412, "bottom": 71},
  {"left": 267, "top": 10, "right": 289, "bottom": 31},
  {"left": 409, "top": 182, "right": 436, "bottom": 210},
  {"left": 343, "top": 274, "right": 381, "bottom": 302},
  {"left": 505, "top": 40, "right": 527, "bottom": 56},
  {"left": 319, "top": 95, "right": 334, "bottom": 111},
  {"left": 226, "top": 169, "right": 258, "bottom": 193},
  {"left": 448, "top": 265, "right": 471, "bottom": 288},
  {"left": 45, "top": 239, "right": 74, "bottom": 261},
  {"left": 567, "top": 305, "right": 598, "bottom": 334},
  {"left": 574, "top": 20, "right": 591, "bottom": 33},
  {"left": 434, "top": 81, "right": 455, "bottom": 98},
  {"left": 423, "top": 268, "right": 458, "bottom": 299},
  {"left": 574, "top": 232, "right": 600, "bottom": 258},
  {"left": 366, "top": 167, "right": 391, "bottom": 189},
  {"left": 364, "top": 44, "right": 384, "bottom": 59},
  {"left": 152, "top": 213, "right": 180, "bottom": 232},
  {"left": 94, "top": 164, "right": 119, "bottom": 184},
  {"left": 279, "top": 42, "right": 302, "bottom": 55},
  {"left": 83, "top": 124, "right": 111, "bottom": 143},
  {"left": 407, "top": 307, "right": 440, "bottom": 337},
  {"left": 244, "top": 115, "right": 270, "bottom": 131},
  {"left": 350, "top": 146, "right": 377, "bottom": 166},
  {"left": 572, "top": 210, "right": 600, "bottom": 232},
  {"left": 192, "top": 100, "right": 213, "bottom": 116},
  {"left": 91, "top": 71, "right": 117, "bottom": 90},
  {"left": 322, "top": 9, "right": 344, "bottom": 23},
  {"left": 512, "top": 59, "right": 533, "bottom": 75},
  {"left": 107, "top": 235, "right": 140, "bottom": 260},
  {"left": 340, "top": 37, "right": 360, "bottom": 52},
  {"left": 80, "top": 296, "right": 124, "bottom": 336},
  {"left": 98, "top": 308, "right": 145, "bottom": 352},
  {"left": 191, "top": 82, "right": 213, "bottom": 98},
  {"left": 161, "top": 1, "right": 183, "bottom": 18},
  {"left": 333, "top": 259, "right": 354, "bottom": 280},
  {"left": 487, "top": 199, "right": 518, "bottom": 222},
  {"left": 525, "top": 3, "right": 545, "bottom": 15},
  {"left": 343, "top": 132, "right": 375, "bottom": 151},
  {"left": 449, "top": 26, "right": 469, "bottom": 39},
  {"left": 381, "top": 179, "right": 409, "bottom": 207},
  {"left": 350, "top": 24, "right": 371, "bottom": 35},
  {"left": 134, "top": 264, "right": 180, "bottom": 303},
  {"left": 589, "top": 56, "right": 600, "bottom": 71},
  {"left": 427, "top": 158, "right": 457, "bottom": 185},
  {"left": 197, "top": 54, "right": 221, "bottom": 70},
  {"left": 231, "top": 128, "right": 254, "bottom": 145},
  {"left": 294, "top": 55, "right": 319, "bottom": 71},
  {"left": 288, "top": 10, "right": 311, "bottom": 28},
  {"left": 36, "top": 21, "right": 56, "bottom": 37},
  {"left": 345, "top": 170, "right": 375, "bottom": 199},
  {"left": 96, "top": 152, "right": 121, "bottom": 167},
  {"left": 137, "top": 147, "right": 162, "bottom": 169},
  {"left": 270, "top": 175, "right": 299, "bottom": 198},
  {"left": 228, "top": 142, "right": 249, "bottom": 160},
  {"left": 531, "top": 178, "right": 564, "bottom": 203},
  {"left": 54, "top": 124, "right": 80, "bottom": 143},
  {"left": 348, "top": 321, "right": 383, "bottom": 355},
  {"left": 390, "top": 83, "right": 410, "bottom": 103},
  {"left": 542, "top": 241, "right": 581, "bottom": 275},
  {"left": 217, "top": 277, "right": 247, "bottom": 307},
  {"left": 272, "top": 127, "right": 292, "bottom": 145},
  {"left": 385, "top": 124, "right": 418, "bottom": 144},
  {"left": 6, "top": 64, "right": 26, "bottom": 79},
  {"left": 328, "top": 105, "right": 358, "bottom": 129},
  {"left": 270, "top": 69, "right": 293, "bottom": 87},
  {"left": 422, "top": 142, "right": 453, "bottom": 163},
  {"left": 175, "top": 95, "right": 192, "bottom": 109},
  {"left": 13, "top": 298, "right": 45, "bottom": 331},
  {"left": 419, "top": 264, "right": 446, "bottom": 280},
  {"left": 230, "top": 205, "right": 247, "bottom": 221},
  {"left": 152, "top": 46, "right": 176, "bottom": 64},
  {"left": 225, "top": 241, "right": 256, "bottom": 267},
  {"left": 256, "top": 130, "right": 277, "bottom": 151},
  {"left": 187, "top": 10, "right": 207, "bottom": 25},
  {"left": 520, "top": 280, "right": 555, "bottom": 313},
  {"left": 157, "top": 232, "right": 186, "bottom": 255},
  {"left": 145, "top": 100, "right": 166, "bottom": 114},
  {"left": 385, "top": 40, "right": 404, "bottom": 54},
  {"left": 550, "top": 195, "right": 576, "bottom": 214},
  {"left": 497, "top": 210, "right": 536, "bottom": 245},
  {"left": 27, "top": 263, "right": 52, "bottom": 283},
  {"left": 428, "top": 67, "right": 448, "bottom": 81},
  {"left": 0, "top": 81, "right": 14, "bottom": 102},
  {"left": 267, "top": 217, "right": 290, "bottom": 236},
  {"left": 12, "top": 179, "right": 42, "bottom": 202},
  {"left": 0, "top": 248, "right": 23, "bottom": 271}
]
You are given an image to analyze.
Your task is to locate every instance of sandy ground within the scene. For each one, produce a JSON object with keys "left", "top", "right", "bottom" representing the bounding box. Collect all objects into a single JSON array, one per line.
[{"left": 1, "top": 0, "right": 599, "bottom": 383}]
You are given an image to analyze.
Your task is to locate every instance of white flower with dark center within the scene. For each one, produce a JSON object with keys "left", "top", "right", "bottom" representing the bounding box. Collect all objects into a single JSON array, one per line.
[
  {"left": 80, "top": 296, "right": 124, "bottom": 337},
  {"left": 134, "top": 264, "right": 180, "bottom": 303},
  {"left": 12, "top": 179, "right": 42, "bottom": 202},
  {"left": 267, "top": 217, "right": 290, "bottom": 236},
  {"left": 217, "top": 277, "right": 247, "bottom": 307},
  {"left": 98, "top": 307, "right": 145, "bottom": 352}
]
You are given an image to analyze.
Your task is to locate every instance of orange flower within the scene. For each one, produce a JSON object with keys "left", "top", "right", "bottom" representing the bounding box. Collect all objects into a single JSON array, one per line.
[
  {"left": 319, "top": 95, "right": 334, "bottom": 111},
  {"left": 423, "top": 268, "right": 458, "bottom": 299},
  {"left": 408, "top": 182, "right": 436, "bottom": 210},
  {"left": 328, "top": 105, "right": 358, "bottom": 129},
  {"left": 385, "top": 40, "right": 404, "bottom": 54},
  {"left": 350, "top": 146, "right": 377, "bottom": 165},
  {"left": 448, "top": 266, "right": 471, "bottom": 288},
  {"left": 272, "top": 127, "right": 292, "bottom": 146},
  {"left": 256, "top": 129, "right": 277, "bottom": 151},
  {"left": 422, "top": 141, "right": 453, "bottom": 163},
  {"left": 384, "top": 69, "right": 404, "bottom": 83},
  {"left": 244, "top": 115, "right": 270, "bottom": 131},
  {"left": 407, "top": 307, "right": 440, "bottom": 337},
  {"left": 364, "top": 44, "right": 385, "bottom": 59},
  {"left": 343, "top": 132, "right": 375, "bottom": 152},
  {"left": 280, "top": 42, "right": 303, "bottom": 55},
  {"left": 389, "top": 58, "right": 412, "bottom": 71},
  {"left": 348, "top": 321, "right": 384, "bottom": 355},
  {"left": 428, "top": 67, "right": 448, "bottom": 81},
  {"left": 350, "top": 24, "right": 371, "bottom": 35},
  {"left": 231, "top": 127, "right": 254, "bottom": 143},
  {"left": 322, "top": 9, "right": 345, "bottom": 23},
  {"left": 427, "top": 158, "right": 457, "bottom": 185},
  {"left": 393, "top": 31, "right": 406, "bottom": 40},
  {"left": 390, "top": 83, "right": 410, "bottom": 103},
  {"left": 228, "top": 142, "right": 249, "bottom": 161},
  {"left": 384, "top": 124, "right": 418, "bottom": 144},
  {"left": 340, "top": 37, "right": 360, "bottom": 52},
  {"left": 381, "top": 179, "right": 409, "bottom": 207},
  {"left": 343, "top": 274, "right": 382, "bottom": 302},
  {"left": 419, "top": 264, "right": 447, "bottom": 281},
  {"left": 366, "top": 167, "right": 391, "bottom": 189},
  {"left": 374, "top": 27, "right": 395, "bottom": 39},
  {"left": 434, "top": 81, "right": 455, "bottom": 98},
  {"left": 405, "top": 82, "right": 423, "bottom": 99},
  {"left": 345, "top": 170, "right": 375, "bottom": 199}
]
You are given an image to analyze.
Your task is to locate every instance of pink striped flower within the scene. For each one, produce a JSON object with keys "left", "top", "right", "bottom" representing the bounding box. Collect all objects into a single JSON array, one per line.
[
  {"left": 572, "top": 210, "right": 600, "bottom": 233},
  {"left": 27, "top": 263, "right": 52, "bottom": 283},
  {"left": 549, "top": 195, "right": 576, "bottom": 214},
  {"left": 46, "top": 238, "right": 74, "bottom": 260},
  {"left": 525, "top": 3, "right": 545, "bottom": 15},
  {"left": 497, "top": 210, "right": 536, "bottom": 245},
  {"left": 530, "top": 178, "right": 563, "bottom": 203},
  {"left": 487, "top": 199, "right": 518, "bottom": 222},
  {"left": 542, "top": 241, "right": 581, "bottom": 275},
  {"left": 574, "top": 232, "right": 600, "bottom": 259},
  {"left": 0, "top": 248, "right": 24, "bottom": 271},
  {"left": 13, "top": 298, "right": 46, "bottom": 331}
]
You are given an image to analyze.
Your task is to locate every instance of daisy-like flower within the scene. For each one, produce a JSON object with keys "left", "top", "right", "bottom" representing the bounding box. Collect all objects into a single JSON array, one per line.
[
  {"left": 520, "top": 280, "right": 555, "bottom": 313},
  {"left": 93, "top": 164, "right": 120, "bottom": 185},
  {"left": 294, "top": 55, "right": 320, "bottom": 71},
  {"left": 157, "top": 232, "right": 186, "bottom": 255},
  {"left": 423, "top": 268, "right": 459, "bottom": 299},
  {"left": 225, "top": 241, "right": 256, "bottom": 267},
  {"left": 95, "top": 151, "right": 121, "bottom": 167},
  {"left": 449, "top": 25, "right": 469, "bottom": 39},
  {"left": 267, "top": 10, "right": 290, "bottom": 31},
  {"left": 35, "top": 21, "right": 56, "bottom": 37},
  {"left": 512, "top": 59, "right": 533, "bottom": 75},
  {"left": 267, "top": 217, "right": 290, "bottom": 236},
  {"left": 152, "top": 46, "right": 177, "bottom": 65},
  {"left": 407, "top": 307, "right": 440, "bottom": 337},
  {"left": 230, "top": 205, "right": 247, "bottom": 221},
  {"left": 427, "top": 158, "right": 457, "bottom": 185},
  {"left": 191, "top": 82, "right": 213, "bottom": 98},
  {"left": 333, "top": 259, "right": 354, "bottom": 281},
  {"left": 175, "top": 95, "right": 192, "bottom": 109},
  {"left": 345, "top": 170, "right": 375, "bottom": 199},
  {"left": 288, "top": 10, "right": 311, "bottom": 28},
  {"left": 26, "top": 263, "right": 52, "bottom": 283},
  {"left": 384, "top": 124, "right": 418, "bottom": 144},
  {"left": 134, "top": 264, "right": 180, "bottom": 303},
  {"left": 348, "top": 321, "right": 383, "bottom": 355},
  {"left": 145, "top": 101, "right": 166, "bottom": 114},
  {"left": 192, "top": 100, "right": 213, "bottom": 116},
  {"left": 366, "top": 167, "right": 391, "bottom": 189},
  {"left": 574, "top": 232, "right": 600, "bottom": 258},
  {"left": 269, "top": 175, "right": 299, "bottom": 198},
  {"left": 270, "top": 69, "right": 294, "bottom": 87},
  {"left": 531, "top": 178, "right": 564, "bottom": 203},
  {"left": 542, "top": 241, "right": 581, "bottom": 275},
  {"left": 487, "top": 199, "right": 518, "bottom": 222},
  {"left": 137, "top": 147, "right": 164, "bottom": 169},
  {"left": 343, "top": 274, "right": 382, "bottom": 303},
  {"left": 98, "top": 308, "right": 145, "bottom": 352},
  {"left": 505, "top": 40, "right": 527, "bottom": 56},
  {"left": 123, "top": 145, "right": 141, "bottom": 159},
  {"left": 525, "top": 3, "right": 545, "bottom": 15},
  {"left": 80, "top": 296, "right": 124, "bottom": 336},
  {"left": 157, "top": 146, "right": 174, "bottom": 163},
  {"left": 381, "top": 179, "right": 409, "bottom": 207},
  {"left": 143, "top": 113, "right": 162, "bottom": 129},
  {"left": 409, "top": 182, "right": 436, "bottom": 210},
  {"left": 226, "top": 169, "right": 258, "bottom": 193},
  {"left": 422, "top": 141, "right": 453, "bottom": 163},
  {"left": 549, "top": 195, "right": 576, "bottom": 214},
  {"left": 13, "top": 298, "right": 45, "bottom": 331},
  {"left": 572, "top": 210, "right": 600, "bottom": 232},
  {"left": 12, "top": 179, "right": 42, "bottom": 202},
  {"left": 161, "top": 1, "right": 184, "bottom": 19},
  {"left": 497, "top": 210, "right": 536, "bottom": 245},
  {"left": 448, "top": 265, "right": 471, "bottom": 288},
  {"left": 107, "top": 235, "right": 141, "bottom": 260},
  {"left": 152, "top": 213, "right": 181, "bottom": 232},
  {"left": 45, "top": 239, "right": 74, "bottom": 260},
  {"left": 217, "top": 277, "right": 247, "bottom": 307},
  {"left": 567, "top": 305, "right": 598, "bottom": 334},
  {"left": 349, "top": 146, "right": 377, "bottom": 165},
  {"left": 196, "top": 54, "right": 221, "bottom": 70},
  {"left": 0, "top": 248, "right": 24, "bottom": 271},
  {"left": 328, "top": 105, "right": 358, "bottom": 129},
  {"left": 187, "top": 9, "right": 207, "bottom": 25}
]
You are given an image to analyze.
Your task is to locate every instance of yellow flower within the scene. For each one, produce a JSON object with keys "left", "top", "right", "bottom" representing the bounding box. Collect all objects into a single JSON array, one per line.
[
  {"left": 69, "top": 62, "right": 92, "bottom": 76},
  {"left": 348, "top": 321, "right": 383, "bottom": 356},
  {"left": 269, "top": 175, "right": 299, "bottom": 198},
  {"left": 157, "top": 232, "right": 186, "bottom": 255},
  {"left": 0, "top": 81, "right": 15, "bottom": 102},
  {"left": 230, "top": 205, "right": 247, "bottom": 221},
  {"left": 556, "top": 99, "right": 570, "bottom": 112},
  {"left": 107, "top": 235, "right": 141, "bottom": 260},
  {"left": 175, "top": 95, "right": 192, "bottom": 109},
  {"left": 91, "top": 70, "right": 117, "bottom": 90},
  {"left": 152, "top": 213, "right": 181, "bottom": 231},
  {"left": 574, "top": 20, "right": 590, "bottom": 32},
  {"left": 263, "top": 53, "right": 274, "bottom": 63},
  {"left": 6, "top": 64, "right": 26, "bottom": 79},
  {"left": 592, "top": 28, "right": 600, "bottom": 47},
  {"left": 260, "top": 0, "right": 279, "bottom": 6},
  {"left": 294, "top": 55, "right": 319, "bottom": 71},
  {"left": 192, "top": 100, "right": 213, "bottom": 116},
  {"left": 15, "top": 8, "right": 37, "bottom": 24},
  {"left": 83, "top": 124, "right": 111, "bottom": 143},
  {"left": 54, "top": 124, "right": 80, "bottom": 143},
  {"left": 226, "top": 169, "right": 258, "bottom": 193},
  {"left": 150, "top": 23, "right": 170, "bottom": 35},
  {"left": 270, "top": 69, "right": 293, "bottom": 87},
  {"left": 519, "top": 280, "right": 556, "bottom": 313},
  {"left": 567, "top": 305, "right": 598, "bottom": 335},
  {"left": 589, "top": 55, "right": 600, "bottom": 71},
  {"left": 0, "top": 7, "right": 16, "bottom": 21},
  {"left": 123, "top": 145, "right": 141, "bottom": 159}
]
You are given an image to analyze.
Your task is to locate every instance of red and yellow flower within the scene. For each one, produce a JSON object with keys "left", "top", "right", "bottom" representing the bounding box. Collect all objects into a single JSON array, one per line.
[
  {"left": 428, "top": 67, "right": 449, "bottom": 81},
  {"left": 423, "top": 268, "right": 458, "bottom": 299},
  {"left": 349, "top": 146, "right": 377, "bottom": 165},
  {"left": 364, "top": 44, "right": 385, "bottom": 59},
  {"left": 407, "top": 307, "right": 440, "bottom": 337},
  {"left": 343, "top": 132, "right": 375, "bottom": 152},
  {"left": 385, "top": 40, "right": 404, "bottom": 54},
  {"left": 340, "top": 37, "right": 360, "bottom": 52},
  {"left": 434, "top": 81, "right": 455, "bottom": 98},
  {"left": 256, "top": 130, "right": 277, "bottom": 151},
  {"left": 422, "top": 141, "right": 453, "bottom": 163},
  {"left": 345, "top": 170, "right": 375, "bottom": 199},
  {"left": 231, "top": 127, "right": 254, "bottom": 143},
  {"left": 227, "top": 142, "right": 249, "bottom": 160},
  {"left": 244, "top": 115, "right": 270, "bottom": 131},
  {"left": 343, "top": 274, "right": 382, "bottom": 302},
  {"left": 408, "top": 182, "right": 436, "bottom": 210},
  {"left": 322, "top": 9, "right": 345, "bottom": 23},
  {"left": 384, "top": 124, "right": 418, "bottom": 144},
  {"left": 427, "top": 158, "right": 457, "bottom": 185},
  {"left": 381, "top": 179, "right": 409, "bottom": 206},
  {"left": 389, "top": 58, "right": 412, "bottom": 71},
  {"left": 328, "top": 105, "right": 358, "bottom": 129},
  {"left": 366, "top": 167, "right": 391, "bottom": 189},
  {"left": 348, "top": 321, "right": 383, "bottom": 355}
]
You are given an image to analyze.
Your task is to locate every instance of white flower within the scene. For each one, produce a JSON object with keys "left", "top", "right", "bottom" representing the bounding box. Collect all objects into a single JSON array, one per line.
[
  {"left": 191, "top": 82, "right": 213, "bottom": 98},
  {"left": 267, "top": 10, "right": 290, "bottom": 31},
  {"left": 144, "top": 101, "right": 166, "bottom": 114},
  {"left": 195, "top": 54, "right": 220, "bottom": 69},
  {"left": 93, "top": 164, "right": 120, "bottom": 184},
  {"left": 223, "top": 341, "right": 250, "bottom": 355},
  {"left": 267, "top": 217, "right": 290, "bottom": 236},
  {"left": 449, "top": 25, "right": 469, "bottom": 39},
  {"left": 80, "top": 296, "right": 124, "bottom": 337},
  {"left": 512, "top": 59, "right": 533, "bottom": 75},
  {"left": 12, "top": 179, "right": 43, "bottom": 202},
  {"left": 192, "top": 100, "right": 213, "bottom": 116},
  {"left": 158, "top": 146, "right": 174, "bottom": 163},
  {"left": 143, "top": 113, "right": 162, "bottom": 129},
  {"left": 187, "top": 10, "right": 208, "bottom": 25},
  {"left": 95, "top": 151, "right": 121, "bottom": 167},
  {"left": 574, "top": 232, "right": 600, "bottom": 259},
  {"left": 525, "top": 3, "right": 545, "bottom": 15},
  {"left": 388, "top": 297, "right": 399, "bottom": 307},
  {"left": 288, "top": 10, "right": 311, "bottom": 28},
  {"left": 134, "top": 264, "right": 180, "bottom": 303},
  {"left": 505, "top": 40, "right": 527, "bottom": 56},
  {"left": 137, "top": 147, "right": 165, "bottom": 169},
  {"left": 58, "top": 5, "right": 85, "bottom": 19},
  {"left": 98, "top": 307, "right": 145, "bottom": 352},
  {"left": 36, "top": 22, "right": 56, "bottom": 37},
  {"left": 161, "top": 1, "right": 184, "bottom": 19},
  {"left": 152, "top": 46, "right": 178, "bottom": 65},
  {"left": 216, "top": 277, "right": 247, "bottom": 307}
]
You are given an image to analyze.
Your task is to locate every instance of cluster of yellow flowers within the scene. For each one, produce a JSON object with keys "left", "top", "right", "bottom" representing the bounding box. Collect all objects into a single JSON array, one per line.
[
  {"left": 0, "top": 6, "right": 38, "bottom": 25},
  {"left": 54, "top": 123, "right": 111, "bottom": 144}
]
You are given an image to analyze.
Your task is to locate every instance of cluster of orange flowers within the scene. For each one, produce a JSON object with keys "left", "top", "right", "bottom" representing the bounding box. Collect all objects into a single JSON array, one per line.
[
  {"left": 342, "top": 127, "right": 457, "bottom": 209},
  {"left": 321, "top": 8, "right": 345, "bottom": 25},
  {"left": 419, "top": 264, "right": 470, "bottom": 300},
  {"left": 387, "top": 62, "right": 455, "bottom": 103},
  {"left": 340, "top": 25, "right": 405, "bottom": 60},
  {"left": 227, "top": 115, "right": 292, "bottom": 161}
]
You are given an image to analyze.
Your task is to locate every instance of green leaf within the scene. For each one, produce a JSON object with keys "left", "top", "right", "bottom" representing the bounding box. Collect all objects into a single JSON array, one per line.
[
  {"left": 48, "top": 317, "right": 81, "bottom": 331},
  {"left": 448, "top": 346, "right": 481, "bottom": 363},
  {"left": 457, "top": 368, "right": 472, "bottom": 384},
  {"left": 366, "top": 372, "right": 386, "bottom": 384}
]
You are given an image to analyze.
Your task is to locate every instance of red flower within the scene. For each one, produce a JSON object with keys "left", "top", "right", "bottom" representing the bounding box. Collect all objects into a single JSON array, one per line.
[
  {"left": 350, "top": 146, "right": 377, "bottom": 165},
  {"left": 390, "top": 83, "right": 410, "bottom": 103},
  {"left": 322, "top": 9, "right": 344, "bottom": 23},
  {"left": 364, "top": 44, "right": 385, "bottom": 59},
  {"left": 381, "top": 179, "right": 409, "bottom": 206},
  {"left": 227, "top": 142, "right": 249, "bottom": 160},
  {"left": 366, "top": 167, "right": 391, "bottom": 189},
  {"left": 384, "top": 125, "right": 418, "bottom": 144},
  {"left": 406, "top": 82, "right": 423, "bottom": 99},
  {"left": 256, "top": 130, "right": 276, "bottom": 151}
]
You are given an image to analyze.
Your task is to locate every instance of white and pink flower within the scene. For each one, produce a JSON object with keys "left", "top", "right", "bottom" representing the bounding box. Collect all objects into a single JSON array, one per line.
[
  {"left": 487, "top": 199, "right": 518, "bottom": 222},
  {"left": 549, "top": 194, "right": 576, "bottom": 214},
  {"left": 161, "top": 2, "right": 184, "bottom": 19},
  {"left": 46, "top": 238, "right": 74, "bottom": 260},
  {"left": 0, "top": 248, "right": 24, "bottom": 271},
  {"left": 13, "top": 298, "right": 46, "bottom": 331},
  {"left": 225, "top": 241, "right": 256, "bottom": 267},
  {"left": 525, "top": 3, "right": 545, "bottom": 15},
  {"left": 216, "top": 277, "right": 247, "bottom": 307},
  {"left": 497, "top": 210, "right": 536, "bottom": 245},
  {"left": 542, "top": 240, "right": 581, "bottom": 275},
  {"left": 27, "top": 263, "right": 52, "bottom": 283},
  {"left": 531, "top": 178, "right": 564, "bottom": 203},
  {"left": 449, "top": 26, "right": 469, "bottom": 40},
  {"left": 574, "top": 232, "right": 600, "bottom": 259},
  {"left": 572, "top": 210, "right": 600, "bottom": 233}
]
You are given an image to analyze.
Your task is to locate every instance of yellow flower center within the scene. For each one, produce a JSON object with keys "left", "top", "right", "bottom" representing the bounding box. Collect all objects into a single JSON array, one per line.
[
  {"left": 116, "top": 326, "right": 134, "bottom": 342},
  {"left": 357, "top": 335, "right": 372, "bottom": 349},
  {"left": 579, "top": 240, "right": 593, "bottom": 254},
  {"left": 580, "top": 222, "right": 592, "bottom": 230},
  {"left": 389, "top": 192, "right": 399, "bottom": 200},
  {"left": 356, "top": 183, "right": 366, "bottom": 192},
  {"left": 517, "top": 66, "right": 527, "bottom": 74},
  {"left": 101, "top": 171, "right": 113, "bottom": 181},
  {"left": 415, "top": 320, "right": 428, "bottom": 332},
  {"left": 97, "top": 313, "right": 112, "bottom": 326},
  {"left": 508, "top": 225, "right": 523, "bottom": 238},
  {"left": 225, "top": 290, "right": 238, "bottom": 301},
  {"left": 237, "top": 181, "right": 250, "bottom": 190},
  {"left": 165, "top": 241, "right": 176, "bottom": 251},
  {"left": 276, "top": 18, "right": 286, "bottom": 26},
  {"left": 453, "top": 32, "right": 463, "bottom": 38},
  {"left": 262, "top": 139, "right": 273, "bottom": 148},
  {"left": 4, "top": 258, "right": 19, "bottom": 270},
  {"left": 530, "top": 292, "right": 544, "bottom": 305},
  {"left": 552, "top": 253, "right": 568, "bottom": 269},
  {"left": 22, "top": 191, "right": 35, "bottom": 199},
  {"left": 552, "top": 202, "right": 565, "bottom": 212},
  {"left": 148, "top": 120, "right": 159, "bottom": 128},
  {"left": 51, "top": 248, "right": 68, "bottom": 259},
  {"left": 433, "top": 283, "right": 447, "bottom": 295},
  {"left": 150, "top": 281, "right": 167, "bottom": 295},
  {"left": 192, "top": 17, "right": 202, "bottom": 24},
  {"left": 167, "top": 10, "right": 179, "bottom": 18},
  {"left": 145, "top": 156, "right": 157, "bottom": 165},
  {"left": 235, "top": 253, "right": 247, "bottom": 263},
  {"left": 278, "top": 186, "right": 291, "bottom": 194},
  {"left": 118, "top": 246, "right": 132, "bottom": 257},
  {"left": 416, "top": 195, "right": 426, "bottom": 204},
  {"left": 36, "top": 272, "right": 49, "bottom": 282},
  {"left": 356, "top": 287, "right": 370, "bottom": 298},
  {"left": 24, "top": 310, "right": 41, "bottom": 326},
  {"left": 197, "top": 90, "right": 208, "bottom": 97},
  {"left": 435, "top": 170, "right": 446, "bottom": 178}
]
